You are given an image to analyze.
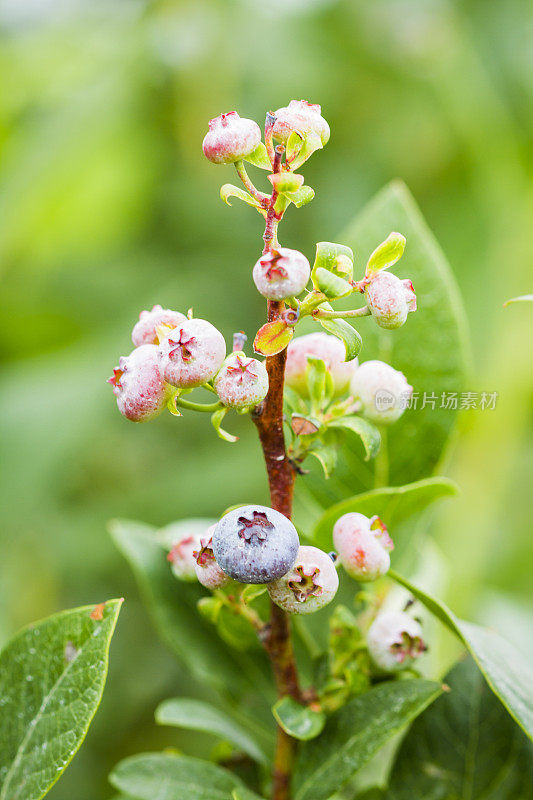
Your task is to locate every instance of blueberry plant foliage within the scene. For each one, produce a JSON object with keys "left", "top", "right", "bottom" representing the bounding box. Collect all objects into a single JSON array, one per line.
[{"left": 101, "top": 99, "right": 533, "bottom": 800}]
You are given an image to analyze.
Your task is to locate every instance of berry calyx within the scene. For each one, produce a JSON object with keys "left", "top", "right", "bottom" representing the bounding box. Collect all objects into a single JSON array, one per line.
[
  {"left": 365, "top": 271, "right": 417, "bottom": 330},
  {"left": 132, "top": 305, "right": 186, "bottom": 347},
  {"left": 350, "top": 360, "right": 412, "bottom": 425},
  {"left": 202, "top": 112, "right": 261, "bottom": 165},
  {"left": 272, "top": 100, "right": 330, "bottom": 146},
  {"left": 285, "top": 332, "right": 358, "bottom": 398},
  {"left": 366, "top": 611, "right": 425, "bottom": 673},
  {"left": 108, "top": 344, "right": 171, "bottom": 422},
  {"left": 267, "top": 545, "right": 339, "bottom": 615},
  {"left": 212, "top": 505, "right": 299, "bottom": 584},
  {"left": 214, "top": 354, "right": 269, "bottom": 409},
  {"left": 193, "top": 529, "right": 232, "bottom": 589},
  {"left": 333, "top": 512, "right": 393, "bottom": 582},
  {"left": 252, "top": 247, "right": 310, "bottom": 301},
  {"left": 158, "top": 318, "right": 226, "bottom": 388}
]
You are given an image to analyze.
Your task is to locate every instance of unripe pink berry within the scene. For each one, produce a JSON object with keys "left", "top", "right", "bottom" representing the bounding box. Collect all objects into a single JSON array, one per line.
[
  {"left": 333, "top": 512, "right": 393, "bottom": 582},
  {"left": 194, "top": 528, "right": 232, "bottom": 590},
  {"left": 272, "top": 100, "right": 330, "bottom": 146},
  {"left": 131, "top": 304, "right": 186, "bottom": 347},
  {"left": 285, "top": 332, "right": 357, "bottom": 397},
  {"left": 158, "top": 319, "right": 226, "bottom": 388},
  {"left": 163, "top": 523, "right": 206, "bottom": 582},
  {"left": 365, "top": 271, "right": 417, "bottom": 330},
  {"left": 267, "top": 546, "right": 339, "bottom": 615},
  {"left": 108, "top": 344, "right": 171, "bottom": 422},
  {"left": 214, "top": 354, "right": 268, "bottom": 409},
  {"left": 252, "top": 248, "right": 310, "bottom": 301},
  {"left": 202, "top": 111, "right": 261, "bottom": 165},
  {"left": 367, "top": 611, "right": 425, "bottom": 673},
  {"left": 350, "top": 360, "right": 412, "bottom": 425}
]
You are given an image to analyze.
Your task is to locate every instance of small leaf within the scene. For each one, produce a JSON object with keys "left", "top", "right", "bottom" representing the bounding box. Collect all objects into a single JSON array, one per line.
[
  {"left": 305, "top": 356, "right": 328, "bottom": 407},
  {"left": 244, "top": 142, "right": 272, "bottom": 170},
  {"left": 211, "top": 408, "right": 238, "bottom": 443},
  {"left": 317, "top": 310, "right": 362, "bottom": 361},
  {"left": 286, "top": 130, "right": 304, "bottom": 163},
  {"left": 309, "top": 443, "right": 338, "bottom": 479},
  {"left": 0, "top": 600, "right": 122, "bottom": 800},
  {"left": 312, "top": 241, "right": 354, "bottom": 281},
  {"left": 232, "top": 789, "right": 265, "bottom": 800},
  {"left": 220, "top": 184, "right": 264, "bottom": 214},
  {"left": 294, "top": 680, "right": 442, "bottom": 800},
  {"left": 504, "top": 294, "right": 533, "bottom": 306},
  {"left": 268, "top": 172, "right": 304, "bottom": 194},
  {"left": 389, "top": 570, "right": 533, "bottom": 740},
  {"left": 284, "top": 185, "right": 315, "bottom": 207},
  {"left": 196, "top": 596, "right": 222, "bottom": 623},
  {"left": 254, "top": 319, "right": 294, "bottom": 356},
  {"left": 241, "top": 584, "right": 267, "bottom": 604},
  {"left": 272, "top": 697, "right": 326, "bottom": 741},
  {"left": 313, "top": 267, "right": 352, "bottom": 299},
  {"left": 291, "top": 414, "right": 321, "bottom": 436},
  {"left": 155, "top": 699, "right": 268, "bottom": 764},
  {"left": 328, "top": 416, "right": 381, "bottom": 460},
  {"left": 365, "top": 231, "right": 406, "bottom": 277},
  {"left": 289, "top": 131, "right": 323, "bottom": 171}
]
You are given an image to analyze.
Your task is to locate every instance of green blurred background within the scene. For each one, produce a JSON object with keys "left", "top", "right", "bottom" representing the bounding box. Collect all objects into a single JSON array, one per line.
[{"left": 0, "top": 0, "right": 531, "bottom": 797}]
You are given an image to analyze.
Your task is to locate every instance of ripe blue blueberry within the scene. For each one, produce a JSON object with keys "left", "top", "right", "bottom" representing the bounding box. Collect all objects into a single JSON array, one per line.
[{"left": 212, "top": 505, "right": 299, "bottom": 584}]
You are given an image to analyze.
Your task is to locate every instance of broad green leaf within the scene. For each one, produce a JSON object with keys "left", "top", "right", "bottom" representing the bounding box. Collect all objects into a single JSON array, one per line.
[
  {"left": 327, "top": 416, "right": 381, "bottom": 461},
  {"left": 312, "top": 181, "right": 469, "bottom": 501},
  {"left": 390, "top": 570, "right": 533, "bottom": 739},
  {"left": 272, "top": 697, "right": 325, "bottom": 741},
  {"left": 155, "top": 698, "right": 268, "bottom": 764},
  {"left": 383, "top": 658, "right": 533, "bottom": 799},
  {"left": 312, "top": 477, "right": 458, "bottom": 552},
  {"left": 284, "top": 186, "right": 315, "bottom": 208},
  {"left": 504, "top": 294, "right": 533, "bottom": 306},
  {"left": 314, "top": 268, "right": 352, "bottom": 299},
  {"left": 109, "top": 520, "right": 270, "bottom": 697},
  {"left": 109, "top": 752, "right": 245, "bottom": 800},
  {"left": 244, "top": 142, "right": 272, "bottom": 170},
  {"left": 294, "top": 679, "right": 442, "bottom": 800},
  {"left": 220, "top": 184, "right": 264, "bottom": 213},
  {"left": 365, "top": 232, "right": 406, "bottom": 277},
  {"left": 0, "top": 599, "right": 121, "bottom": 800},
  {"left": 317, "top": 309, "right": 362, "bottom": 362},
  {"left": 254, "top": 319, "right": 293, "bottom": 356}
]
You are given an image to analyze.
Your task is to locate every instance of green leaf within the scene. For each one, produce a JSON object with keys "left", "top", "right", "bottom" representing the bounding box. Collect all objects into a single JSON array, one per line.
[
  {"left": 312, "top": 241, "right": 354, "bottom": 282},
  {"left": 211, "top": 407, "right": 238, "bottom": 443},
  {"left": 269, "top": 172, "right": 304, "bottom": 194},
  {"left": 504, "top": 293, "right": 533, "bottom": 306},
  {"left": 305, "top": 356, "right": 328, "bottom": 408},
  {"left": 155, "top": 698, "right": 268, "bottom": 764},
  {"left": 109, "top": 753, "right": 245, "bottom": 800},
  {"left": 294, "top": 679, "right": 442, "bottom": 800},
  {"left": 289, "top": 131, "right": 323, "bottom": 171},
  {"left": 244, "top": 142, "right": 272, "bottom": 170},
  {"left": 109, "top": 520, "right": 269, "bottom": 697},
  {"left": 0, "top": 599, "right": 122, "bottom": 800},
  {"left": 232, "top": 789, "right": 265, "bottom": 800},
  {"left": 309, "top": 443, "right": 338, "bottom": 479},
  {"left": 327, "top": 416, "right": 381, "bottom": 461},
  {"left": 383, "top": 658, "right": 533, "bottom": 799},
  {"left": 389, "top": 570, "right": 533, "bottom": 739},
  {"left": 254, "top": 319, "right": 294, "bottom": 356},
  {"left": 220, "top": 184, "right": 264, "bottom": 212},
  {"left": 272, "top": 697, "right": 326, "bottom": 741},
  {"left": 312, "top": 477, "right": 458, "bottom": 552},
  {"left": 317, "top": 310, "right": 362, "bottom": 362},
  {"left": 284, "top": 185, "right": 315, "bottom": 208},
  {"left": 286, "top": 130, "right": 304, "bottom": 163},
  {"left": 365, "top": 231, "right": 406, "bottom": 277},
  {"left": 314, "top": 268, "right": 352, "bottom": 299}
]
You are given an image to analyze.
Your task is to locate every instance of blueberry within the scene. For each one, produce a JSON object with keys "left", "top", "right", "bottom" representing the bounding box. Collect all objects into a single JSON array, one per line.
[{"left": 212, "top": 505, "right": 299, "bottom": 584}]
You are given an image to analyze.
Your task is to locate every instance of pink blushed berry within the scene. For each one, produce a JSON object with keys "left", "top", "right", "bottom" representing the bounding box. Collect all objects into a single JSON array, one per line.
[
  {"left": 214, "top": 354, "right": 268, "bottom": 409},
  {"left": 367, "top": 611, "right": 425, "bottom": 673},
  {"left": 202, "top": 111, "right": 261, "bottom": 165},
  {"left": 272, "top": 100, "right": 330, "bottom": 146},
  {"left": 267, "top": 546, "right": 339, "bottom": 615},
  {"left": 365, "top": 271, "right": 417, "bottom": 330},
  {"left": 350, "top": 360, "right": 412, "bottom": 425},
  {"left": 333, "top": 512, "right": 393, "bottom": 582},
  {"left": 285, "top": 332, "right": 358, "bottom": 398},
  {"left": 108, "top": 344, "right": 171, "bottom": 422},
  {"left": 158, "top": 318, "right": 226, "bottom": 389},
  {"left": 194, "top": 528, "right": 232, "bottom": 590},
  {"left": 131, "top": 305, "right": 186, "bottom": 347},
  {"left": 163, "top": 524, "right": 206, "bottom": 582},
  {"left": 252, "top": 247, "right": 310, "bottom": 301}
]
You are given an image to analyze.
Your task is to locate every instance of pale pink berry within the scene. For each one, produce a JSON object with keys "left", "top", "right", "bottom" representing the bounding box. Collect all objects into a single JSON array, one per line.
[
  {"left": 202, "top": 111, "right": 261, "bottom": 165},
  {"left": 108, "top": 344, "right": 171, "bottom": 422},
  {"left": 350, "top": 360, "right": 412, "bottom": 425},
  {"left": 194, "top": 529, "right": 232, "bottom": 590},
  {"left": 131, "top": 305, "right": 186, "bottom": 347},
  {"left": 333, "top": 512, "right": 393, "bottom": 582},
  {"left": 214, "top": 354, "right": 269, "bottom": 409},
  {"left": 267, "top": 546, "right": 338, "bottom": 615},
  {"left": 272, "top": 100, "right": 330, "bottom": 146},
  {"left": 158, "top": 319, "right": 226, "bottom": 388},
  {"left": 162, "top": 522, "right": 207, "bottom": 582},
  {"left": 365, "top": 271, "right": 417, "bottom": 330},
  {"left": 252, "top": 248, "right": 310, "bottom": 301},
  {"left": 367, "top": 611, "right": 425, "bottom": 673},
  {"left": 285, "top": 332, "right": 357, "bottom": 397}
]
